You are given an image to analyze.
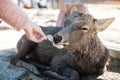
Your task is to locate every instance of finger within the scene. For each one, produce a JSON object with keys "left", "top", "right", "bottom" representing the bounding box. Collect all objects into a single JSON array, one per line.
[
  {"left": 35, "top": 34, "right": 46, "bottom": 43},
  {"left": 25, "top": 29, "right": 37, "bottom": 42},
  {"left": 35, "top": 27, "right": 47, "bottom": 40}
]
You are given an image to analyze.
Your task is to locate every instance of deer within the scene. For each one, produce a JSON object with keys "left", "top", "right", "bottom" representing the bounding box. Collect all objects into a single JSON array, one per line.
[{"left": 11, "top": 7, "right": 120, "bottom": 80}]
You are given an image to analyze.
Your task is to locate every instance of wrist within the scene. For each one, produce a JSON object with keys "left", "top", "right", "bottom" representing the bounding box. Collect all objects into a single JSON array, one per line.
[{"left": 23, "top": 20, "right": 37, "bottom": 32}]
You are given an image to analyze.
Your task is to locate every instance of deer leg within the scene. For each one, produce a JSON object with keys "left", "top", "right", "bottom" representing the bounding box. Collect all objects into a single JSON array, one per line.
[
  {"left": 51, "top": 64, "right": 79, "bottom": 80},
  {"left": 12, "top": 60, "right": 40, "bottom": 75},
  {"left": 107, "top": 49, "right": 120, "bottom": 73},
  {"left": 25, "top": 59, "right": 50, "bottom": 70},
  {"left": 24, "top": 57, "right": 69, "bottom": 80},
  {"left": 10, "top": 35, "right": 39, "bottom": 75},
  {"left": 41, "top": 70, "right": 69, "bottom": 80},
  {"left": 51, "top": 56, "right": 80, "bottom": 80}
]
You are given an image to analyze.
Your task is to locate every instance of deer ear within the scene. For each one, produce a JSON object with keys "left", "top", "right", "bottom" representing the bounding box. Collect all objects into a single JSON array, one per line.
[
  {"left": 70, "top": 7, "right": 79, "bottom": 16},
  {"left": 95, "top": 18, "right": 115, "bottom": 32}
]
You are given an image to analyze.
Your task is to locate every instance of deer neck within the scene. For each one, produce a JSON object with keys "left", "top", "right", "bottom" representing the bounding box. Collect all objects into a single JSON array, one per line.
[{"left": 67, "top": 35, "right": 105, "bottom": 63}]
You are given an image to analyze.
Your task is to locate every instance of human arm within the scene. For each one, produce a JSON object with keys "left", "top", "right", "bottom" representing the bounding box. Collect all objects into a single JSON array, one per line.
[
  {"left": 56, "top": 0, "right": 66, "bottom": 26},
  {"left": 0, "top": 0, "right": 47, "bottom": 42}
]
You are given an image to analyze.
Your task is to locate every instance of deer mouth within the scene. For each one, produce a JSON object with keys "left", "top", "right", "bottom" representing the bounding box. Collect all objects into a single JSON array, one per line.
[
  {"left": 47, "top": 35, "right": 69, "bottom": 49},
  {"left": 53, "top": 42, "right": 69, "bottom": 49}
]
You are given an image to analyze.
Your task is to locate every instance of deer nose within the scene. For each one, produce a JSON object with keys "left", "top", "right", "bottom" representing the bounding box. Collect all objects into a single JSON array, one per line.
[{"left": 53, "top": 35, "right": 62, "bottom": 44}]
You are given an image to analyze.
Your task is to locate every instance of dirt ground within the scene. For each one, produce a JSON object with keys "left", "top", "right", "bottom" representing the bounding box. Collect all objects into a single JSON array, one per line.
[{"left": 0, "top": 4, "right": 120, "bottom": 80}]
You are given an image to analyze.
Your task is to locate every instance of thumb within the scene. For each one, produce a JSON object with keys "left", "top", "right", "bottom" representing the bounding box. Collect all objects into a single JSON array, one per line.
[{"left": 34, "top": 26, "right": 47, "bottom": 40}]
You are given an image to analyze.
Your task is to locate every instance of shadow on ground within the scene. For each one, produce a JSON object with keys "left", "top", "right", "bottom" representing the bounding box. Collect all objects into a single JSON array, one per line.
[{"left": 0, "top": 48, "right": 43, "bottom": 80}]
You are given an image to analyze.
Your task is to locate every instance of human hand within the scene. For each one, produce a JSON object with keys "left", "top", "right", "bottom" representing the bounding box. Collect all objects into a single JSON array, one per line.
[{"left": 24, "top": 21, "right": 47, "bottom": 43}]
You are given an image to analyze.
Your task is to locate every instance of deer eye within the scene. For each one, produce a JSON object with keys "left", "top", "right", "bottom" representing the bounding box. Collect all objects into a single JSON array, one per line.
[{"left": 79, "top": 25, "right": 89, "bottom": 32}]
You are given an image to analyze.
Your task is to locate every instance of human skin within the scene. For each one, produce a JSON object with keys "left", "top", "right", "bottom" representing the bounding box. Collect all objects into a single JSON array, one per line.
[{"left": 0, "top": 0, "right": 47, "bottom": 43}]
